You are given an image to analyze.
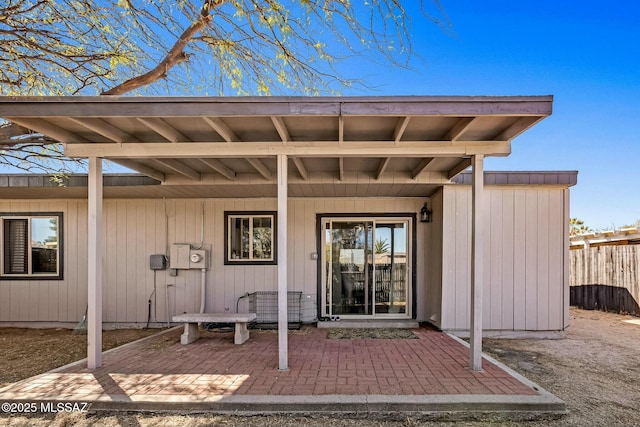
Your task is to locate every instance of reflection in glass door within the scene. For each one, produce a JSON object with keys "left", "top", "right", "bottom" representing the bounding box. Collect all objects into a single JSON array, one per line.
[
  {"left": 373, "top": 222, "right": 408, "bottom": 315},
  {"left": 326, "top": 221, "right": 372, "bottom": 315},
  {"left": 323, "top": 218, "right": 410, "bottom": 318}
]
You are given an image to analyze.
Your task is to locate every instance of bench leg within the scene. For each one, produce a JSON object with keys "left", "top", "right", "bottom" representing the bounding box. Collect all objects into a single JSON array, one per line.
[
  {"left": 181, "top": 322, "right": 199, "bottom": 345},
  {"left": 234, "top": 322, "right": 250, "bottom": 344}
]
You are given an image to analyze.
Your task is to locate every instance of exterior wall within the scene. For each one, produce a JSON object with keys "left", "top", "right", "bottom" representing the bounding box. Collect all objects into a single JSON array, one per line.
[
  {"left": 0, "top": 200, "right": 88, "bottom": 323},
  {"left": 0, "top": 197, "right": 426, "bottom": 326},
  {"left": 440, "top": 186, "right": 570, "bottom": 332},
  {"left": 0, "top": 187, "right": 571, "bottom": 331},
  {"left": 424, "top": 189, "right": 443, "bottom": 327}
]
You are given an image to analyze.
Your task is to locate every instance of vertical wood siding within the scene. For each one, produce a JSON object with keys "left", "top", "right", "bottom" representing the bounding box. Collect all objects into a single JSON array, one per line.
[
  {"left": 440, "top": 187, "right": 568, "bottom": 332},
  {"left": 0, "top": 200, "right": 87, "bottom": 323},
  {"left": 425, "top": 190, "right": 444, "bottom": 327},
  {"left": 1, "top": 189, "right": 569, "bottom": 330},
  {"left": 0, "top": 197, "right": 425, "bottom": 325}
]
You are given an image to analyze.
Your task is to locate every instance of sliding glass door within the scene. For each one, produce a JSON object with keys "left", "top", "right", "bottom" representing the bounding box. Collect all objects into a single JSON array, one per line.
[{"left": 322, "top": 217, "right": 411, "bottom": 318}]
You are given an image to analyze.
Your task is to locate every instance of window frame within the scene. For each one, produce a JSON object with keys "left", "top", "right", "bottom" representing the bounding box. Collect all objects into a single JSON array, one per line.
[
  {"left": 0, "top": 212, "right": 64, "bottom": 280},
  {"left": 224, "top": 211, "right": 277, "bottom": 265}
]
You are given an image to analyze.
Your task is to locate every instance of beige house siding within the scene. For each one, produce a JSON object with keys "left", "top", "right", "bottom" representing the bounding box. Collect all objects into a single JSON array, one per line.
[
  {"left": 424, "top": 189, "right": 444, "bottom": 327},
  {"left": 0, "top": 200, "right": 87, "bottom": 323},
  {"left": 440, "top": 186, "right": 569, "bottom": 333},
  {"left": 0, "top": 198, "right": 426, "bottom": 325},
  {"left": 0, "top": 188, "right": 569, "bottom": 331}
]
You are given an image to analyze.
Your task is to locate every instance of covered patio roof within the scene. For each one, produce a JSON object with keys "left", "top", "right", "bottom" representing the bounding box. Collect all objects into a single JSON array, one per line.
[
  {"left": 0, "top": 96, "right": 552, "bottom": 197},
  {"left": 0, "top": 95, "right": 554, "bottom": 373}
]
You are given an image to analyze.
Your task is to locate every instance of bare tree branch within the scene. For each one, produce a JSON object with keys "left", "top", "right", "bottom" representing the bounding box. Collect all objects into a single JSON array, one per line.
[
  {"left": 1, "top": 122, "right": 30, "bottom": 144},
  {"left": 103, "top": 0, "right": 226, "bottom": 96},
  {"left": 0, "top": 141, "right": 85, "bottom": 174},
  {"left": 0, "top": 0, "right": 452, "bottom": 173}
]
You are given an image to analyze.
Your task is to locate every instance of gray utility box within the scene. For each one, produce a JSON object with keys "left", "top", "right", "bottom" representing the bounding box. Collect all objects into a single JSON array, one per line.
[
  {"left": 149, "top": 254, "right": 167, "bottom": 270},
  {"left": 169, "top": 244, "right": 209, "bottom": 269}
]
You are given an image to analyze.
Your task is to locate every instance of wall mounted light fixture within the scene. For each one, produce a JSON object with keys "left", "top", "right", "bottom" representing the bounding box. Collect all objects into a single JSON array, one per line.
[{"left": 420, "top": 202, "right": 432, "bottom": 223}]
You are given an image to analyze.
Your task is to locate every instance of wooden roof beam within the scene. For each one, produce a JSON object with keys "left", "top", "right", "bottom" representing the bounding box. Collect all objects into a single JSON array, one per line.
[
  {"left": 246, "top": 158, "right": 272, "bottom": 180},
  {"left": 65, "top": 141, "right": 512, "bottom": 158},
  {"left": 271, "top": 116, "right": 290, "bottom": 143},
  {"left": 109, "top": 159, "right": 166, "bottom": 182},
  {"left": 447, "top": 158, "right": 472, "bottom": 179},
  {"left": 137, "top": 118, "right": 190, "bottom": 143},
  {"left": 392, "top": 116, "right": 411, "bottom": 142},
  {"left": 292, "top": 157, "right": 308, "bottom": 180},
  {"left": 411, "top": 158, "right": 435, "bottom": 179},
  {"left": 199, "top": 158, "right": 237, "bottom": 181},
  {"left": 69, "top": 118, "right": 139, "bottom": 144},
  {"left": 154, "top": 159, "right": 201, "bottom": 181},
  {"left": 445, "top": 117, "right": 476, "bottom": 141},
  {"left": 375, "top": 157, "right": 391, "bottom": 180},
  {"left": 7, "top": 117, "right": 86, "bottom": 143},
  {"left": 202, "top": 117, "right": 239, "bottom": 142},
  {"left": 494, "top": 116, "right": 542, "bottom": 141}
]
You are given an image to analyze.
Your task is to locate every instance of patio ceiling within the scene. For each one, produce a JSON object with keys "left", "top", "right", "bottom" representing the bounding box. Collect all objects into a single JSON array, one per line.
[{"left": 0, "top": 96, "right": 552, "bottom": 198}]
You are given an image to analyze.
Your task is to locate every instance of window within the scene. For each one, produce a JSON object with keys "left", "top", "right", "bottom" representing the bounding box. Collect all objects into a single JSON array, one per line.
[
  {"left": 1, "top": 213, "right": 63, "bottom": 279},
  {"left": 225, "top": 212, "right": 276, "bottom": 265}
]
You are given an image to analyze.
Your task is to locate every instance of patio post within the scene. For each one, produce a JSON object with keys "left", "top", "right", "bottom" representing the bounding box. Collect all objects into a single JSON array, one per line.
[
  {"left": 470, "top": 154, "right": 484, "bottom": 371},
  {"left": 277, "top": 154, "right": 288, "bottom": 370},
  {"left": 87, "top": 157, "right": 103, "bottom": 369}
]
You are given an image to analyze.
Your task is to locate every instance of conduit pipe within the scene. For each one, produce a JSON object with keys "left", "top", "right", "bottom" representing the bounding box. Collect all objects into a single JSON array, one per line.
[
  {"left": 165, "top": 283, "right": 174, "bottom": 328},
  {"left": 197, "top": 199, "right": 210, "bottom": 313},
  {"left": 200, "top": 268, "right": 206, "bottom": 313}
]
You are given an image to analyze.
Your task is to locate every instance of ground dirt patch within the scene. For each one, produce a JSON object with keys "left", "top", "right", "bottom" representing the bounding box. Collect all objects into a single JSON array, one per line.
[
  {"left": 1, "top": 308, "right": 640, "bottom": 427},
  {"left": 0, "top": 327, "right": 158, "bottom": 388}
]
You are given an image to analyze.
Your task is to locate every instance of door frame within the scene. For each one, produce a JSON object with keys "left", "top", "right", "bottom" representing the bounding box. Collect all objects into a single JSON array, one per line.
[{"left": 316, "top": 212, "right": 417, "bottom": 320}]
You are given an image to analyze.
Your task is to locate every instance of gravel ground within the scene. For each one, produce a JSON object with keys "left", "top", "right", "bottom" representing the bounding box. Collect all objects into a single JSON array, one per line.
[{"left": 1, "top": 307, "right": 639, "bottom": 427}]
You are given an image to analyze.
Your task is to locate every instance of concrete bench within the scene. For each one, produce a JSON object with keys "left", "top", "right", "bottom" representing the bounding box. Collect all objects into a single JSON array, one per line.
[{"left": 172, "top": 313, "right": 257, "bottom": 345}]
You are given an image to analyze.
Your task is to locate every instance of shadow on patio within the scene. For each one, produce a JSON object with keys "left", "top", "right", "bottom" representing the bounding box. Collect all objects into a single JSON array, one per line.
[{"left": 0, "top": 325, "right": 566, "bottom": 418}]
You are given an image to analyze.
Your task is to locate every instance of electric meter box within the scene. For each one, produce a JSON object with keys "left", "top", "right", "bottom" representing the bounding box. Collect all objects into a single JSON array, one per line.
[
  {"left": 189, "top": 249, "right": 208, "bottom": 269},
  {"left": 169, "top": 244, "right": 191, "bottom": 269},
  {"left": 169, "top": 244, "right": 209, "bottom": 269}
]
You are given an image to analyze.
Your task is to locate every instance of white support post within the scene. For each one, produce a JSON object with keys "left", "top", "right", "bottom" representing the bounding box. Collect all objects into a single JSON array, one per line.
[
  {"left": 277, "top": 154, "right": 289, "bottom": 371},
  {"left": 87, "top": 157, "right": 103, "bottom": 369},
  {"left": 470, "top": 154, "right": 484, "bottom": 371}
]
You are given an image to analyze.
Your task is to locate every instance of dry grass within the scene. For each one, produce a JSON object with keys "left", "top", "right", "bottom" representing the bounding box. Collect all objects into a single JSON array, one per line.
[{"left": 0, "top": 327, "right": 158, "bottom": 388}]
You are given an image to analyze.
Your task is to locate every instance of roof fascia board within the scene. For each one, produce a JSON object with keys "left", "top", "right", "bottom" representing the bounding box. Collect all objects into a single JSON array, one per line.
[
  {"left": 0, "top": 170, "right": 576, "bottom": 190},
  {"left": 452, "top": 171, "right": 578, "bottom": 187},
  {"left": 0, "top": 96, "right": 553, "bottom": 118}
]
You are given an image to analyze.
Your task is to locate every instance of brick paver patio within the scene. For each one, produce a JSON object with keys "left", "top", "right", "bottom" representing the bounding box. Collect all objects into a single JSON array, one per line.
[{"left": 0, "top": 325, "right": 537, "bottom": 400}]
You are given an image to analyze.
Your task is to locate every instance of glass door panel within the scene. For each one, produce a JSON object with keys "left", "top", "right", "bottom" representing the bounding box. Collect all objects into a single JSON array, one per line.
[
  {"left": 326, "top": 221, "right": 372, "bottom": 315},
  {"left": 373, "top": 222, "right": 408, "bottom": 314},
  {"left": 323, "top": 218, "right": 409, "bottom": 318}
]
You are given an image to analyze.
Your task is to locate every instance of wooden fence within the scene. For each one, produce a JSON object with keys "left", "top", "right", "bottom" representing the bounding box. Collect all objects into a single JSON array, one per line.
[{"left": 570, "top": 245, "right": 640, "bottom": 315}]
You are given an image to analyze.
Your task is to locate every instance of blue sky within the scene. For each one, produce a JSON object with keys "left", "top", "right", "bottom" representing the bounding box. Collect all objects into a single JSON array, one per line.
[
  {"left": 3, "top": 1, "right": 638, "bottom": 230},
  {"left": 339, "top": 1, "right": 639, "bottom": 230}
]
